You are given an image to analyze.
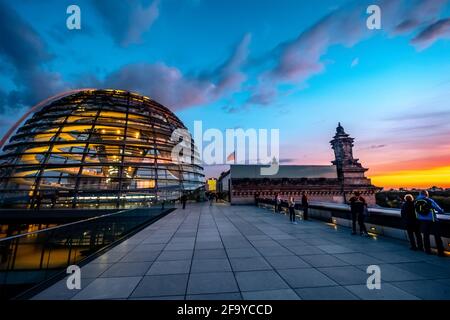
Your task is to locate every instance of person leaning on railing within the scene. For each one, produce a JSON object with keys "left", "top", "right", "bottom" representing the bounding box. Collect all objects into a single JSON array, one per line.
[
  {"left": 401, "top": 194, "right": 423, "bottom": 251},
  {"left": 414, "top": 190, "right": 446, "bottom": 257},
  {"left": 348, "top": 191, "right": 368, "bottom": 236}
]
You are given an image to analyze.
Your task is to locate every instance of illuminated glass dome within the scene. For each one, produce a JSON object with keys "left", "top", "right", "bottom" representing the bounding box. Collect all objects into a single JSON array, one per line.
[{"left": 0, "top": 89, "right": 204, "bottom": 209}]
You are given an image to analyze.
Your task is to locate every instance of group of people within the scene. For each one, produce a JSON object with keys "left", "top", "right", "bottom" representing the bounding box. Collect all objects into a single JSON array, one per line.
[
  {"left": 275, "top": 192, "right": 309, "bottom": 224},
  {"left": 208, "top": 192, "right": 218, "bottom": 206},
  {"left": 180, "top": 192, "right": 219, "bottom": 209},
  {"left": 274, "top": 189, "right": 446, "bottom": 257},
  {"left": 401, "top": 190, "right": 445, "bottom": 257},
  {"left": 349, "top": 190, "right": 446, "bottom": 257}
]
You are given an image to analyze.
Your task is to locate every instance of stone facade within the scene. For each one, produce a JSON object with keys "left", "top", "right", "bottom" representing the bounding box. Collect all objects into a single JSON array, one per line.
[{"left": 218, "top": 124, "right": 381, "bottom": 205}]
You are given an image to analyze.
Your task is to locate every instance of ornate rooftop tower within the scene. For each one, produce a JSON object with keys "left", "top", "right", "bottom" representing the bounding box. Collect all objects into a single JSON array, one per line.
[{"left": 330, "top": 123, "right": 380, "bottom": 203}]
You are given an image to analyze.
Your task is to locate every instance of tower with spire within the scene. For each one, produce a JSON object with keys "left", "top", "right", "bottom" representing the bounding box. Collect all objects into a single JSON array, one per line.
[{"left": 330, "top": 123, "right": 379, "bottom": 202}]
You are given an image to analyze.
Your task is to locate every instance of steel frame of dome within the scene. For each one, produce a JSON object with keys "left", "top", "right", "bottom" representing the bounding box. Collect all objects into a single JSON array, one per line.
[{"left": 0, "top": 89, "right": 204, "bottom": 209}]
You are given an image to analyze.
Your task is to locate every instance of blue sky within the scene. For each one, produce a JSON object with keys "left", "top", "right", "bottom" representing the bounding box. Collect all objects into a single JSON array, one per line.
[{"left": 1, "top": 0, "right": 449, "bottom": 186}]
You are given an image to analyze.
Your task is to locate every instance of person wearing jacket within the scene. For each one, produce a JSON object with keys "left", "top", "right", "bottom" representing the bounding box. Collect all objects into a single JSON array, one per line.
[
  {"left": 301, "top": 191, "right": 309, "bottom": 221},
  {"left": 181, "top": 194, "right": 187, "bottom": 209},
  {"left": 348, "top": 191, "right": 368, "bottom": 236},
  {"left": 401, "top": 194, "right": 423, "bottom": 251},
  {"left": 414, "top": 190, "right": 445, "bottom": 257},
  {"left": 275, "top": 194, "right": 281, "bottom": 213}
]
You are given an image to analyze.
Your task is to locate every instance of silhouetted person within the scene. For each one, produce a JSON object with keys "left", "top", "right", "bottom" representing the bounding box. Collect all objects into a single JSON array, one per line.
[
  {"left": 275, "top": 194, "right": 281, "bottom": 213},
  {"left": 181, "top": 194, "right": 187, "bottom": 210},
  {"left": 301, "top": 191, "right": 309, "bottom": 221},
  {"left": 349, "top": 191, "right": 368, "bottom": 236},
  {"left": 401, "top": 194, "right": 423, "bottom": 251},
  {"left": 289, "top": 196, "right": 297, "bottom": 224},
  {"left": 34, "top": 192, "right": 43, "bottom": 211},
  {"left": 414, "top": 190, "right": 445, "bottom": 257}
]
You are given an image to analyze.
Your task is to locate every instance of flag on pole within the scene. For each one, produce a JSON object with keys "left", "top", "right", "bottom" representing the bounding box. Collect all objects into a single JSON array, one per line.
[{"left": 226, "top": 151, "right": 235, "bottom": 162}]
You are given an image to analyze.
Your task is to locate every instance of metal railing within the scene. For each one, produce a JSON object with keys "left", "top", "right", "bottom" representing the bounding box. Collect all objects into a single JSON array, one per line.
[
  {"left": 256, "top": 198, "right": 450, "bottom": 239},
  {"left": 0, "top": 202, "right": 174, "bottom": 299}
]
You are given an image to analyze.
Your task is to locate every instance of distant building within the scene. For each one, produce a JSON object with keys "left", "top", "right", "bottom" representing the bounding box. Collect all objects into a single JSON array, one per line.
[
  {"left": 206, "top": 178, "right": 217, "bottom": 192},
  {"left": 217, "top": 170, "right": 231, "bottom": 197},
  {"left": 217, "top": 123, "right": 380, "bottom": 205}
]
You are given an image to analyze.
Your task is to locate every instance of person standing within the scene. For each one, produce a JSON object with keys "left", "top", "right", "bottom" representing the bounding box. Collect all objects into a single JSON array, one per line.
[
  {"left": 275, "top": 194, "right": 281, "bottom": 213},
  {"left": 34, "top": 192, "right": 43, "bottom": 211},
  {"left": 349, "top": 191, "right": 368, "bottom": 236},
  {"left": 181, "top": 193, "right": 187, "bottom": 210},
  {"left": 414, "top": 190, "right": 445, "bottom": 257},
  {"left": 301, "top": 191, "right": 309, "bottom": 221},
  {"left": 401, "top": 194, "right": 423, "bottom": 251},
  {"left": 289, "top": 196, "right": 297, "bottom": 224}
]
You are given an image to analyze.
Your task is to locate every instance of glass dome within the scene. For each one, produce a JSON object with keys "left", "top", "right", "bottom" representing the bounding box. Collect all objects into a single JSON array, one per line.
[{"left": 0, "top": 89, "right": 204, "bottom": 209}]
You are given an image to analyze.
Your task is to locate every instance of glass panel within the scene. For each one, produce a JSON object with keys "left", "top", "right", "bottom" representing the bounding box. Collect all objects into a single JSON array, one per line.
[{"left": 0, "top": 205, "right": 174, "bottom": 298}]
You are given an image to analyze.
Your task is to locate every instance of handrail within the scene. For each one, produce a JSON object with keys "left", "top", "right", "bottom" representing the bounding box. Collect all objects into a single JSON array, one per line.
[
  {"left": 308, "top": 201, "right": 450, "bottom": 221},
  {"left": 257, "top": 198, "right": 450, "bottom": 221},
  {"left": 0, "top": 203, "right": 174, "bottom": 299},
  {"left": 0, "top": 206, "right": 163, "bottom": 243}
]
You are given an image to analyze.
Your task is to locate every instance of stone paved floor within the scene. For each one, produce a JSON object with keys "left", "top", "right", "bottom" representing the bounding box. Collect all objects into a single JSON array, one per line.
[{"left": 33, "top": 202, "right": 450, "bottom": 300}]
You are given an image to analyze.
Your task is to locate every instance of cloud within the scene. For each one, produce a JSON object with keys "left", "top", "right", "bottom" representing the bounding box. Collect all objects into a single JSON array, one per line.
[
  {"left": 246, "top": 3, "right": 368, "bottom": 106},
  {"left": 393, "top": 0, "right": 448, "bottom": 34},
  {"left": 246, "top": 0, "right": 450, "bottom": 107},
  {"left": 268, "top": 5, "right": 366, "bottom": 82},
  {"left": 411, "top": 18, "right": 450, "bottom": 49},
  {"left": 0, "top": 0, "right": 66, "bottom": 112},
  {"left": 92, "top": 0, "right": 160, "bottom": 47},
  {"left": 1, "top": 0, "right": 448, "bottom": 118},
  {"left": 279, "top": 158, "right": 296, "bottom": 164},
  {"left": 47, "top": 22, "right": 95, "bottom": 45},
  {"left": 211, "top": 34, "right": 252, "bottom": 97},
  {"left": 370, "top": 144, "right": 387, "bottom": 149},
  {"left": 0, "top": 89, "right": 6, "bottom": 114},
  {"left": 247, "top": 86, "right": 277, "bottom": 105},
  {"left": 351, "top": 57, "right": 359, "bottom": 68},
  {"left": 85, "top": 34, "right": 251, "bottom": 110},
  {"left": 104, "top": 62, "right": 213, "bottom": 109},
  {"left": 385, "top": 109, "right": 450, "bottom": 121}
]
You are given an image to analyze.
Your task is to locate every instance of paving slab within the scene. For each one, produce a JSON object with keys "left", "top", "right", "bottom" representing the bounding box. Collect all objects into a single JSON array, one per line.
[{"left": 33, "top": 203, "right": 450, "bottom": 300}]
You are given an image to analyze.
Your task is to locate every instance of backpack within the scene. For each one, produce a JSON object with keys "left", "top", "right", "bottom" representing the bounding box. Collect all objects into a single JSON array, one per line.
[{"left": 414, "top": 198, "right": 433, "bottom": 221}]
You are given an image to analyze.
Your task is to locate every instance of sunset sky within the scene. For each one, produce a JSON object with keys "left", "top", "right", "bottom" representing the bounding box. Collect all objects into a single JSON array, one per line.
[{"left": 0, "top": 0, "right": 449, "bottom": 189}]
